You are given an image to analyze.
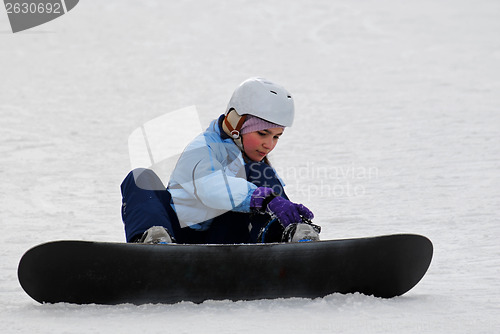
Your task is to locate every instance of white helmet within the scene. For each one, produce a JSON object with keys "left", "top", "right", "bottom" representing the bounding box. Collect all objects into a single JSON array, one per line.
[{"left": 225, "top": 77, "right": 294, "bottom": 127}]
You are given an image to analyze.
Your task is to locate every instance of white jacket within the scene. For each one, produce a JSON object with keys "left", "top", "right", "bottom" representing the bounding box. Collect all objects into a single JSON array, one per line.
[{"left": 168, "top": 117, "right": 257, "bottom": 230}]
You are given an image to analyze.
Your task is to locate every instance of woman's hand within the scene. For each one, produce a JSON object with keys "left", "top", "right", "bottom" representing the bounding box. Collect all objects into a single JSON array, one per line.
[{"left": 250, "top": 187, "right": 314, "bottom": 227}]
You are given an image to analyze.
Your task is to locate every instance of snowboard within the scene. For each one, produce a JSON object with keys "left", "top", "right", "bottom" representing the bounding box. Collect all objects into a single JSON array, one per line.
[{"left": 18, "top": 234, "right": 433, "bottom": 305}]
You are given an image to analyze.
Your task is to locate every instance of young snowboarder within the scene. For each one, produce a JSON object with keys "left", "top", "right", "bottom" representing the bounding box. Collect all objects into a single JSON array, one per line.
[{"left": 120, "top": 77, "right": 320, "bottom": 244}]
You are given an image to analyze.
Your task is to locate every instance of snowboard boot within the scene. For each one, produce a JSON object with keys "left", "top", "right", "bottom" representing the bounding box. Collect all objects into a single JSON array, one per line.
[
  {"left": 282, "top": 222, "right": 321, "bottom": 243},
  {"left": 139, "top": 226, "right": 175, "bottom": 244}
]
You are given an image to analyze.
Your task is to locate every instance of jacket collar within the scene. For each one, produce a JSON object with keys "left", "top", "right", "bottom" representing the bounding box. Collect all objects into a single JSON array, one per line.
[{"left": 217, "top": 114, "right": 232, "bottom": 140}]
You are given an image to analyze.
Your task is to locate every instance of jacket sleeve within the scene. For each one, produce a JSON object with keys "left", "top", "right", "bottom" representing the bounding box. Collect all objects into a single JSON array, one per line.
[{"left": 170, "top": 137, "right": 256, "bottom": 213}]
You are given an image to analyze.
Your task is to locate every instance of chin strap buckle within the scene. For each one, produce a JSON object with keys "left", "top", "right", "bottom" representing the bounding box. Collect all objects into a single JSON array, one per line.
[{"left": 230, "top": 130, "right": 240, "bottom": 139}]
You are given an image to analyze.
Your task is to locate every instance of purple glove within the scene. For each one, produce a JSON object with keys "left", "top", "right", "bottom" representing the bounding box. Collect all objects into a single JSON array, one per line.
[{"left": 250, "top": 187, "right": 314, "bottom": 227}]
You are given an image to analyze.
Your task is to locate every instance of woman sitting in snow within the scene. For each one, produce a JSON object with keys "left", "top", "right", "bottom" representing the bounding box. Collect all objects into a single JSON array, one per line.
[{"left": 120, "top": 77, "right": 320, "bottom": 244}]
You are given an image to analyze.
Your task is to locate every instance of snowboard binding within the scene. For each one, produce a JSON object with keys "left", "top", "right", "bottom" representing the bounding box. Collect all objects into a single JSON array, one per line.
[
  {"left": 139, "top": 226, "right": 176, "bottom": 244},
  {"left": 257, "top": 217, "right": 321, "bottom": 243},
  {"left": 282, "top": 218, "right": 321, "bottom": 243}
]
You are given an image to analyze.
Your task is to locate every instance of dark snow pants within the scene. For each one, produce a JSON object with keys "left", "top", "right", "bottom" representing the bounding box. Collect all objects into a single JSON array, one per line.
[{"left": 120, "top": 162, "right": 288, "bottom": 244}]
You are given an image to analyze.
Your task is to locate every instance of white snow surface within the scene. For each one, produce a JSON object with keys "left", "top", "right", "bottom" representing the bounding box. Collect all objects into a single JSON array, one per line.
[{"left": 1, "top": 0, "right": 499, "bottom": 333}]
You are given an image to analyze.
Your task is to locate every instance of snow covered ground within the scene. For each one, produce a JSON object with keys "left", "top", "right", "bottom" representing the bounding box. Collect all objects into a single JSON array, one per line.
[{"left": 1, "top": 0, "right": 499, "bottom": 332}]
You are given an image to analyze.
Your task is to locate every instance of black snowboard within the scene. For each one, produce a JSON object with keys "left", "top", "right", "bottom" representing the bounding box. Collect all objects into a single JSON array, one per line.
[{"left": 18, "top": 234, "right": 433, "bottom": 305}]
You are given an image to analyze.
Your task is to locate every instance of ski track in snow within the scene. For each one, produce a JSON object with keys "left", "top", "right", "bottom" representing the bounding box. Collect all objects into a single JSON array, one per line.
[{"left": 1, "top": 0, "right": 499, "bottom": 333}]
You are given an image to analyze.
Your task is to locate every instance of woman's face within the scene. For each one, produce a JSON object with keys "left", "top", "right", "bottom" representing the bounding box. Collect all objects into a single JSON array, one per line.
[{"left": 241, "top": 128, "right": 284, "bottom": 162}]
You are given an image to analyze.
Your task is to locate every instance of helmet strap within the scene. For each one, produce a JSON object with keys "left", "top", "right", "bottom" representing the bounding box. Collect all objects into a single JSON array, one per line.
[
  {"left": 222, "top": 110, "right": 247, "bottom": 151},
  {"left": 223, "top": 110, "right": 247, "bottom": 139}
]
